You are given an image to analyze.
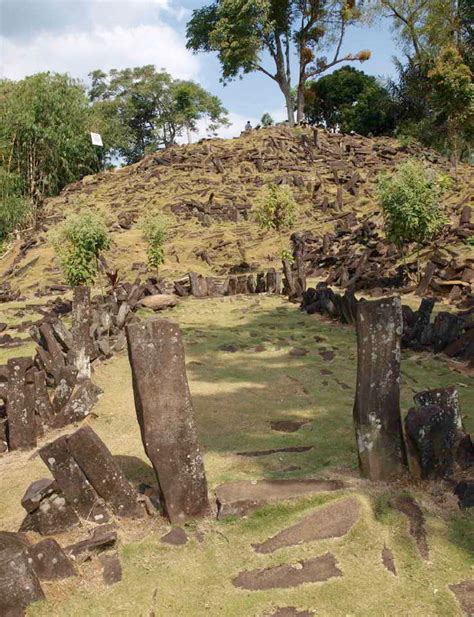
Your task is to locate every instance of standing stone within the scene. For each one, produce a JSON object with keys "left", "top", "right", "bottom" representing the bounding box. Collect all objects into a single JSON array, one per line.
[
  {"left": 188, "top": 272, "right": 208, "bottom": 297},
  {"left": 39, "top": 436, "right": 110, "bottom": 523},
  {"left": 282, "top": 259, "right": 296, "bottom": 298},
  {"left": 67, "top": 426, "right": 144, "bottom": 519},
  {"left": 256, "top": 273, "right": 266, "bottom": 293},
  {"left": 236, "top": 275, "right": 249, "bottom": 294},
  {"left": 33, "top": 370, "right": 54, "bottom": 430},
  {"left": 227, "top": 276, "right": 238, "bottom": 295},
  {"left": 6, "top": 357, "right": 36, "bottom": 450},
  {"left": 266, "top": 269, "right": 281, "bottom": 294},
  {"left": 71, "top": 286, "right": 93, "bottom": 379},
  {"left": 247, "top": 274, "right": 256, "bottom": 294},
  {"left": 353, "top": 297, "right": 406, "bottom": 480},
  {"left": 126, "top": 318, "right": 211, "bottom": 523},
  {"left": 0, "top": 418, "right": 8, "bottom": 453}
]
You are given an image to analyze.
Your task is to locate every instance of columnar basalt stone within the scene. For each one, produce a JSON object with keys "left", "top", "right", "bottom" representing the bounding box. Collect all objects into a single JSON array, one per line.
[
  {"left": 266, "top": 269, "right": 281, "bottom": 294},
  {"left": 282, "top": 259, "right": 296, "bottom": 298},
  {"left": 71, "top": 286, "right": 93, "bottom": 379},
  {"left": 126, "top": 318, "right": 211, "bottom": 523},
  {"left": 33, "top": 370, "right": 54, "bottom": 430},
  {"left": 39, "top": 436, "right": 110, "bottom": 523},
  {"left": 188, "top": 272, "right": 208, "bottom": 297},
  {"left": 405, "top": 404, "right": 457, "bottom": 478},
  {"left": 247, "top": 274, "right": 256, "bottom": 294},
  {"left": 67, "top": 426, "right": 144, "bottom": 519},
  {"left": 58, "top": 379, "right": 102, "bottom": 427},
  {"left": 0, "top": 544, "right": 45, "bottom": 616},
  {"left": 236, "top": 275, "right": 249, "bottom": 294},
  {"left": 256, "top": 272, "right": 266, "bottom": 293},
  {"left": 227, "top": 276, "right": 238, "bottom": 295},
  {"left": 20, "top": 489, "right": 81, "bottom": 536},
  {"left": 51, "top": 366, "right": 76, "bottom": 414},
  {"left": 28, "top": 538, "right": 76, "bottom": 581},
  {"left": 353, "top": 297, "right": 406, "bottom": 480},
  {"left": 6, "top": 357, "right": 36, "bottom": 450}
]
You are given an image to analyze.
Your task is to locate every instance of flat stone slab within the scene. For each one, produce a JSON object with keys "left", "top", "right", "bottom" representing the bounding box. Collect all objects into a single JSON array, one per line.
[
  {"left": 270, "top": 420, "right": 310, "bottom": 433},
  {"left": 100, "top": 553, "right": 122, "bottom": 586},
  {"left": 28, "top": 538, "right": 76, "bottom": 581},
  {"left": 449, "top": 580, "right": 474, "bottom": 616},
  {"left": 390, "top": 495, "right": 428, "bottom": 559},
  {"left": 382, "top": 545, "right": 397, "bottom": 575},
  {"left": 216, "top": 479, "right": 345, "bottom": 518},
  {"left": 232, "top": 552, "right": 342, "bottom": 590},
  {"left": 252, "top": 497, "right": 360, "bottom": 554},
  {"left": 236, "top": 446, "right": 313, "bottom": 457},
  {"left": 160, "top": 528, "right": 188, "bottom": 546},
  {"left": 65, "top": 525, "right": 117, "bottom": 561}
]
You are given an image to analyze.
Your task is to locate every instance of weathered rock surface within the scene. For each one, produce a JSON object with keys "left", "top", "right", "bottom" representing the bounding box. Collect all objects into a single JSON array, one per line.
[
  {"left": 28, "top": 538, "right": 76, "bottom": 581},
  {"left": 390, "top": 495, "right": 428, "bottom": 560},
  {"left": 65, "top": 524, "right": 117, "bottom": 561},
  {"left": 449, "top": 580, "right": 474, "bottom": 617},
  {"left": 382, "top": 545, "right": 397, "bottom": 576},
  {"left": 67, "top": 426, "right": 144, "bottom": 519},
  {"left": 6, "top": 357, "right": 36, "bottom": 450},
  {"left": 215, "top": 479, "right": 345, "bottom": 518},
  {"left": 353, "top": 296, "right": 406, "bottom": 480},
  {"left": 160, "top": 528, "right": 188, "bottom": 546},
  {"left": 233, "top": 552, "right": 342, "bottom": 590},
  {"left": 126, "top": 318, "right": 210, "bottom": 523},
  {"left": 0, "top": 545, "right": 45, "bottom": 616},
  {"left": 139, "top": 294, "right": 178, "bottom": 311},
  {"left": 252, "top": 497, "right": 360, "bottom": 554},
  {"left": 99, "top": 552, "right": 122, "bottom": 586}
]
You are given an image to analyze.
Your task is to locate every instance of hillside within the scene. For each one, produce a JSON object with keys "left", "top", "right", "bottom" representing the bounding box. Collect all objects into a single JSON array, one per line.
[{"left": 1, "top": 126, "right": 473, "bottom": 302}]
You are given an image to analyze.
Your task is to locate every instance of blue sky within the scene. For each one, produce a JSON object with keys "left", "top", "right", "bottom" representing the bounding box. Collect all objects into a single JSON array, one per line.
[{"left": 0, "top": 0, "right": 401, "bottom": 135}]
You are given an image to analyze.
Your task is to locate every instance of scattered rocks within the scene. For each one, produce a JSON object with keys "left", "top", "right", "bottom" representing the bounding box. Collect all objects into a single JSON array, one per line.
[
  {"left": 252, "top": 497, "right": 360, "bottom": 554},
  {"left": 232, "top": 552, "right": 342, "bottom": 590}
]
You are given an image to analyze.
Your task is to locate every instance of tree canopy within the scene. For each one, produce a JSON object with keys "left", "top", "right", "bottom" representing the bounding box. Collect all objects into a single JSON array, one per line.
[
  {"left": 89, "top": 66, "right": 229, "bottom": 164},
  {"left": 186, "top": 0, "right": 371, "bottom": 125},
  {"left": 305, "top": 66, "right": 397, "bottom": 135}
]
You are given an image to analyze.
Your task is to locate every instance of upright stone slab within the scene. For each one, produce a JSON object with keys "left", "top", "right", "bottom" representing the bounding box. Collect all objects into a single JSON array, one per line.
[
  {"left": 33, "top": 370, "right": 54, "bottom": 429},
  {"left": 67, "top": 426, "right": 144, "bottom": 519},
  {"left": 353, "top": 297, "right": 406, "bottom": 480},
  {"left": 39, "top": 436, "right": 110, "bottom": 523},
  {"left": 6, "top": 357, "right": 37, "bottom": 450},
  {"left": 71, "top": 285, "right": 93, "bottom": 379},
  {"left": 126, "top": 318, "right": 211, "bottom": 523}
]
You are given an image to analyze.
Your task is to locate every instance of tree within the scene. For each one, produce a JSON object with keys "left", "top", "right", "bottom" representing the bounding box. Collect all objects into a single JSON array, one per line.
[
  {"left": 0, "top": 73, "right": 101, "bottom": 211},
  {"left": 186, "top": 0, "right": 371, "bottom": 126},
  {"left": 261, "top": 112, "right": 275, "bottom": 127},
  {"left": 255, "top": 184, "right": 297, "bottom": 259},
  {"left": 89, "top": 66, "right": 228, "bottom": 163},
  {"left": 140, "top": 211, "right": 169, "bottom": 271},
  {"left": 377, "top": 160, "right": 447, "bottom": 263},
  {"left": 305, "top": 65, "right": 397, "bottom": 134},
  {"left": 0, "top": 169, "right": 31, "bottom": 247}
]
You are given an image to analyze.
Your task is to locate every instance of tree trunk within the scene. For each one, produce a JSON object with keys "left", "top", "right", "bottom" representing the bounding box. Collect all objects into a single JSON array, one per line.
[{"left": 296, "top": 73, "right": 306, "bottom": 123}]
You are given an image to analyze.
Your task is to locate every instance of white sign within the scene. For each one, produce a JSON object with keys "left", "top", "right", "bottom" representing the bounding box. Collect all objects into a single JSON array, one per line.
[{"left": 90, "top": 132, "right": 103, "bottom": 147}]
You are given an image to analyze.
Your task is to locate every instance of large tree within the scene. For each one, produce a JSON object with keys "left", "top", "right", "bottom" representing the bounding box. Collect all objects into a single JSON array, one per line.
[
  {"left": 0, "top": 73, "right": 100, "bottom": 210},
  {"left": 305, "top": 65, "right": 397, "bottom": 134},
  {"left": 89, "top": 66, "right": 228, "bottom": 163},
  {"left": 186, "top": 0, "right": 371, "bottom": 126}
]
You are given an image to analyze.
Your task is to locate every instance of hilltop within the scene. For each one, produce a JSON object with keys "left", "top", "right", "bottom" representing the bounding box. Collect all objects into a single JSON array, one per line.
[{"left": 1, "top": 126, "right": 473, "bottom": 302}]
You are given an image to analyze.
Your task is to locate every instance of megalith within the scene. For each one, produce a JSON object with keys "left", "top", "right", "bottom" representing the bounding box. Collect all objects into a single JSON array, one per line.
[
  {"left": 71, "top": 286, "right": 93, "bottom": 379},
  {"left": 126, "top": 318, "right": 211, "bottom": 523},
  {"left": 6, "top": 357, "right": 36, "bottom": 450},
  {"left": 353, "top": 296, "right": 406, "bottom": 480}
]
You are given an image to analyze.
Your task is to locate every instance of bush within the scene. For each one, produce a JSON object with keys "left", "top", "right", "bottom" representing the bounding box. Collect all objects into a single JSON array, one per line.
[
  {"left": 254, "top": 184, "right": 297, "bottom": 260},
  {"left": 0, "top": 171, "right": 32, "bottom": 245},
  {"left": 377, "top": 160, "right": 447, "bottom": 252},
  {"left": 52, "top": 211, "right": 110, "bottom": 286},
  {"left": 139, "top": 211, "right": 169, "bottom": 271}
]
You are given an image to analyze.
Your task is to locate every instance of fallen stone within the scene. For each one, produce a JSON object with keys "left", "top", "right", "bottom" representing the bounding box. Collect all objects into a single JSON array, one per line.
[
  {"left": 382, "top": 545, "right": 397, "bottom": 575},
  {"left": 232, "top": 552, "right": 342, "bottom": 590},
  {"left": 21, "top": 479, "right": 56, "bottom": 513},
  {"left": 67, "top": 426, "right": 144, "bottom": 519},
  {"left": 39, "top": 436, "right": 110, "bottom": 523},
  {"left": 390, "top": 495, "right": 428, "bottom": 559},
  {"left": 58, "top": 379, "right": 102, "bottom": 426},
  {"left": 216, "top": 479, "right": 345, "bottom": 518},
  {"left": 0, "top": 545, "right": 44, "bottom": 616},
  {"left": 126, "top": 318, "right": 210, "bottom": 523},
  {"left": 160, "top": 528, "right": 188, "bottom": 546},
  {"left": 289, "top": 348, "right": 309, "bottom": 357},
  {"left": 20, "top": 491, "right": 81, "bottom": 536},
  {"left": 236, "top": 446, "right": 313, "bottom": 457},
  {"left": 270, "top": 420, "right": 310, "bottom": 433},
  {"left": 319, "top": 350, "right": 335, "bottom": 361},
  {"left": 454, "top": 481, "right": 474, "bottom": 509},
  {"left": 139, "top": 294, "right": 178, "bottom": 311},
  {"left": 449, "top": 580, "right": 474, "bottom": 617},
  {"left": 267, "top": 609, "right": 314, "bottom": 617},
  {"left": 65, "top": 525, "right": 117, "bottom": 561},
  {"left": 99, "top": 552, "right": 122, "bottom": 586},
  {"left": 252, "top": 497, "right": 360, "bottom": 553},
  {"left": 28, "top": 538, "right": 76, "bottom": 581}
]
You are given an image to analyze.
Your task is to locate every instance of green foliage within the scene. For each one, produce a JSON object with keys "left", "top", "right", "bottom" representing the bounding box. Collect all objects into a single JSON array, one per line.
[
  {"left": 255, "top": 184, "right": 297, "bottom": 233},
  {"left": 0, "top": 73, "right": 101, "bottom": 208},
  {"left": 89, "top": 66, "right": 228, "bottom": 164},
  {"left": 305, "top": 66, "right": 397, "bottom": 135},
  {"left": 52, "top": 211, "right": 110, "bottom": 286},
  {"left": 139, "top": 211, "right": 169, "bottom": 271},
  {"left": 377, "top": 160, "right": 447, "bottom": 250},
  {"left": 260, "top": 112, "right": 274, "bottom": 127},
  {"left": 0, "top": 169, "right": 32, "bottom": 245}
]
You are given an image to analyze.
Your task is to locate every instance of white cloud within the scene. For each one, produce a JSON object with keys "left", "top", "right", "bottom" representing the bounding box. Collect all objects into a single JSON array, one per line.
[{"left": 0, "top": 23, "right": 200, "bottom": 81}]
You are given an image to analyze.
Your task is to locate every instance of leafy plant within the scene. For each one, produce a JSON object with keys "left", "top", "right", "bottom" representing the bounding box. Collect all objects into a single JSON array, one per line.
[
  {"left": 52, "top": 211, "right": 110, "bottom": 286},
  {"left": 377, "top": 160, "right": 448, "bottom": 255},
  {"left": 260, "top": 112, "right": 274, "bottom": 127},
  {"left": 255, "top": 184, "right": 297, "bottom": 259},
  {"left": 0, "top": 170, "right": 32, "bottom": 245},
  {"left": 139, "top": 211, "right": 169, "bottom": 271}
]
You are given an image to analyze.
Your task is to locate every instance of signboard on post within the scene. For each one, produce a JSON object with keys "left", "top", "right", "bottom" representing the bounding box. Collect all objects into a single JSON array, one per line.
[{"left": 90, "top": 132, "right": 103, "bottom": 147}]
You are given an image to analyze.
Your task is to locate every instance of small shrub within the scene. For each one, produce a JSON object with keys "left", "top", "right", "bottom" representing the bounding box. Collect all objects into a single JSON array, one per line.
[
  {"left": 261, "top": 112, "right": 274, "bottom": 127},
  {"left": 255, "top": 184, "right": 297, "bottom": 260},
  {"left": 139, "top": 211, "right": 169, "bottom": 271},
  {"left": 377, "top": 160, "right": 447, "bottom": 252},
  {"left": 0, "top": 170, "right": 32, "bottom": 245},
  {"left": 52, "top": 211, "right": 110, "bottom": 286}
]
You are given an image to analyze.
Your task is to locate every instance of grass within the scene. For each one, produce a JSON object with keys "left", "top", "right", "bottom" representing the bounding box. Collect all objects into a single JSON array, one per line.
[{"left": 0, "top": 295, "right": 472, "bottom": 616}]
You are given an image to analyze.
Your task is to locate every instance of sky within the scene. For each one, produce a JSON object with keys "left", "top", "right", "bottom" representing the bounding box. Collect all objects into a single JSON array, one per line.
[{"left": 0, "top": 0, "right": 401, "bottom": 138}]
